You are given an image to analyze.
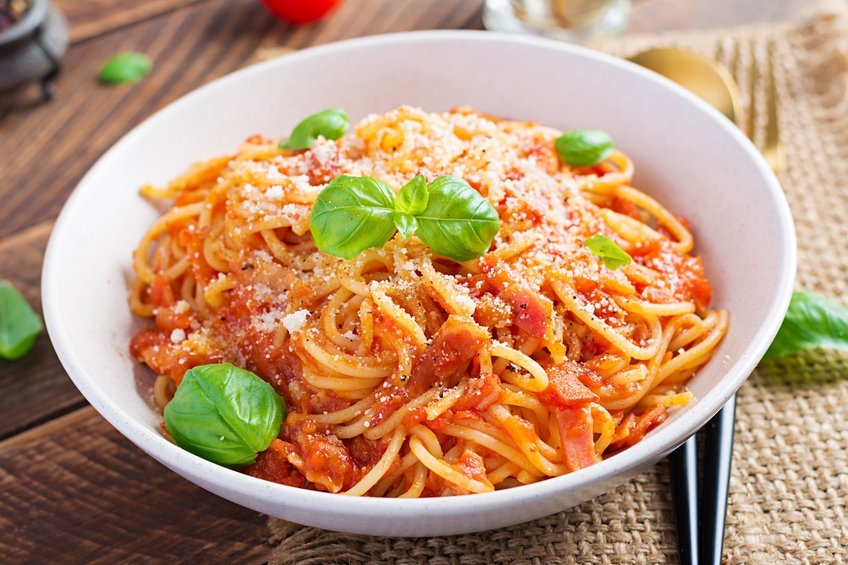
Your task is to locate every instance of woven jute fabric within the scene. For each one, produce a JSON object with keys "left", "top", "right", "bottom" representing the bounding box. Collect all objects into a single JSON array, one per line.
[{"left": 267, "top": 9, "right": 848, "bottom": 563}]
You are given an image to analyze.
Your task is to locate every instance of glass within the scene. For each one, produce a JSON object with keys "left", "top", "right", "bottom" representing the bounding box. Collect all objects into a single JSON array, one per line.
[{"left": 483, "top": 0, "right": 631, "bottom": 42}]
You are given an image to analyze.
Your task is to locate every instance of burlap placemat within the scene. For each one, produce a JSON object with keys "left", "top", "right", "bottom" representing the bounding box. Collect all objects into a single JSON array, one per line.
[{"left": 266, "top": 9, "right": 848, "bottom": 563}]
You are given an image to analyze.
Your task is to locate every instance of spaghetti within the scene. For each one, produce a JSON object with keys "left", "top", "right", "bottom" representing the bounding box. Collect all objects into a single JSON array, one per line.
[{"left": 129, "top": 106, "right": 728, "bottom": 496}]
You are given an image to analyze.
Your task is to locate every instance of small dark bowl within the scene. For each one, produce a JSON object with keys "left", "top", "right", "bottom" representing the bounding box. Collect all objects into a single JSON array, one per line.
[{"left": 0, "top": 0, "right": 68, "bottom": 96}]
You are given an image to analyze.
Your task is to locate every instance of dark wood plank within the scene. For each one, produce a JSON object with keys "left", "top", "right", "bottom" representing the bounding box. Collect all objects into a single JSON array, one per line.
[
  {"left": 56, "top": 0, "right": 208, "bottom": 43},
  {"left": 0, "top": 406, "right": 271, "bottom": 562},
  {"left": 0, "top": 222, "right": 84, "bottom": 439}
]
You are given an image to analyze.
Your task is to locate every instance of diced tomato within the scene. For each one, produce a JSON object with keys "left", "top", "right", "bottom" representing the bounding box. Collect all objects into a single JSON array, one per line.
[
  {"left": 176, "top": 226, "right": 217, "bottom": 285},
  {"left": 285, "top": 416, "right": 356, "bottom": 493},
  {"left": 538, "top": 360, "right": 600, "bottom": 409},
  {"left": 609, "top": 404, "right": 668, "bottom": 451},
  {"left": 129, "top": 328, "right": 173, "bottom": 376},
  {"left": 407, "top": 316, "right": 489, "bottom": 394},
  {"left": 403, "top": 407, "right": 428, "bottom": 429},
  {"left": 451, "top": 373, "right": 502, "bottom": 412},
  {"left": 455, "top": 449, "right": 491, "bottom": 489},
  {"left": 245, "top": 439, "right": 308, "bottom": 488},
  {"left": 499, "top": 286, "right": 550, "bottom": 338},
  {"left": 609, "top": 195, "right": 649, "bottom": 222},
  {"left": 147, "top": 275, "right": 194, "bottom": 331},
  {"left": 129, "top": 328, "right": 212, "bottom": 383},
  {"left": 556, "top": 405, "right": 600, "bottom": 472},
  {"left": 631, "top": 239, "right": 713, "bottom": 311},
  {"left": 345, "top": 436, "right": 387, "bottom": 470}
]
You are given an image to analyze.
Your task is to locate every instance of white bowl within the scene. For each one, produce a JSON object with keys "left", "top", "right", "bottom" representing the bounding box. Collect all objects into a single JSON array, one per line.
[{"left": 42, "top": 30, "right": 795, "bottom": 536}]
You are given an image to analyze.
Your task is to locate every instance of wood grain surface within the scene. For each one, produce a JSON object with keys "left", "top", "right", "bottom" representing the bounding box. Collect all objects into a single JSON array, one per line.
[
  {"left": 0, "top": 0, "right": 811, "bottom": 561},
  {"left": 0, "top": 408, "right": 269, "bottom": 562}
]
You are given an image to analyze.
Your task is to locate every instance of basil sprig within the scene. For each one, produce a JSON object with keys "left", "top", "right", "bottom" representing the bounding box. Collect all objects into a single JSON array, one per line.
[
  {"left": 415, "top": 176, "right": 500, "bottom": 261},
  {"left": 310, "top": 175, "right": 398, "bottom": 259},
  {"left": 763, "top": 291, "right": 848, "bottom": 360},
  {"left": 555, "top": 129, "right": 615, "bottom": 167},
  {"left": 99, "top": 52, "right": 152, "bottom": 84},
  {"left": 164, "top": 363, "right": 286, "bottom": 467},
  {"left": 282, "top": 108, "right": 350, "bottom": 150},
  {"left": 310, "top": 174, "right": 500, "bottom": 262},
  {"left": 0, "top": 280, "right": 43, "bottom": 360},
  {"left": 584, "top": 234, "right": 632, "bottom": 270}
]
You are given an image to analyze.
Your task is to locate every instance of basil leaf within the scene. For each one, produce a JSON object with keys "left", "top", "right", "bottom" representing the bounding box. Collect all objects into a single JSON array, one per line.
[
  {"left": 392, "top": 175, "right": 428, "bottom": 238},
  {"left": 284, "top": 108, "right": 349, "bottom": 150},
  {"left": 164, "top": 363, "right": 285, "bottom": 467},
  {"left": 310, "top": 175, "right": 398, "bottom": 259},
  {"left": 555, "top": 129, "right": 615, "bottom": 167},
  {"left": 393, "top": 212, "right": 418, "bottom": 239},
  {"left": 0, "top": 280, "right": 43, "bottom": 360},
  {"left": 99, "top": 52, "right": 152, "bottom": 84},
  {"left": 585, "top": 234, "right": 632, "bottom": 270},
  {"left": 763, "top": 291, "right": 848, "bottom": 360},
  {"left": 415, "top": 176, "right": 500, "bottom": 262},
  {"left": 395, "top": 175, "right": 428, "bottom": 215}
]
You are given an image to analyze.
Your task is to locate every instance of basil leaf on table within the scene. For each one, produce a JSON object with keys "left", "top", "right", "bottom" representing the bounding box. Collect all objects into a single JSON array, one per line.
[
  {"left": 584, "top": 234, "right": 632, "bottom": 270},
  {"left": 283, "top": 108, "right": 349, "bottom": 150},
  {"left": 164, "top": 363, "right": 286, "bottom": 467},
  {"left": 555, "top": 129, "right": 615, "bottom": 167},
  {"left": 0, "top": 280, "right": 43, "bottom": 360},
  {"left": 414, "top": 176, "right": 500, "bottom": 262},
  {"left": 763, "top": 291, "right": 848, "bottom": 360},
  {"left": 310, "top": 175, "right": 398, "bottom": 259},
  {"left": 99, "top": 52, "right": 152, "bottom": 84}
]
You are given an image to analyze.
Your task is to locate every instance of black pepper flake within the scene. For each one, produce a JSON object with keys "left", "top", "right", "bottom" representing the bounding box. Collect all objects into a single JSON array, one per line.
[{"left": 241, "top": 263, "right": 255, "bottom": 271}]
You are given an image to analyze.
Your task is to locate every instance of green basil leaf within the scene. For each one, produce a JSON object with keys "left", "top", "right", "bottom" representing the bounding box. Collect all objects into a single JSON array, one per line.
[
  {"left": 0, "top": 280, "right": 43, "bottom": 360},
  {"left": 415, "top": 176, "right": 500, "bottom": 262},
  {"left": 763, "top": 291, "right": 848, "bottom": 360},
  {"left": 555, "top": 129, "right": 615, "bottom": 167},
  {"left": 393, "top": 212, "right": 418, "bottom": 239},
  {"left": 99, "top": 52, "right": 152, "bottom": 84},
  {"left": 310, "top": 175, "right": 398, "bottom": 259},
  {"left": 395, "top": 175, "right": 428, "bottom": 215},
  {"left": 584, "top": 234, "right": 632, "bottom": 270},
  {"left": 164, "top": 363, "right": 285, "bottom": 467},
  {"left": 284, "top": 108, "right": 349, "bottom": 150}
]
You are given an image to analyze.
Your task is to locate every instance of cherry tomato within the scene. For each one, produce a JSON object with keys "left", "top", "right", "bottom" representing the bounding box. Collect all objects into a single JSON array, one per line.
[{"left": 260, "top": 0, "right": 342, "bottom": 24}]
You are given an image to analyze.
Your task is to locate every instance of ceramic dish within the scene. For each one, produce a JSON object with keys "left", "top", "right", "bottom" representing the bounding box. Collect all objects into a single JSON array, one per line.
[{"left": 42, "top": 30, "right": 795, "bottom": 536}]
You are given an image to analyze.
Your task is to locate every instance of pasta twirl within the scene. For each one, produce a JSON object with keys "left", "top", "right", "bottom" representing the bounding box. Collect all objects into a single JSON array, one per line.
[{"left": 129, "top": 106, "right": 727, "bottom": 496}]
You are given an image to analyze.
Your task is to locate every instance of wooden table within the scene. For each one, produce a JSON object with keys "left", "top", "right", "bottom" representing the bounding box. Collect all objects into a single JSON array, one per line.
[{"left": 0, "top": 0, "right": 809, "bottom": 560}]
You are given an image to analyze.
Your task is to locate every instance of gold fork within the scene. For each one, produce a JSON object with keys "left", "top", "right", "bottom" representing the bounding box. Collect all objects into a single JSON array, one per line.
[
  {"left": 763, "top": 41, "right": 785, "bottom": 175},
  {"left": 747, "top": 39, "right": 784, "bottom": 175}
]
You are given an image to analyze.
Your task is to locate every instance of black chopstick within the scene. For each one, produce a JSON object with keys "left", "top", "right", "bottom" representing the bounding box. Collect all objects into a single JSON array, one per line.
[
  {"left": 669, "top": 433, "right": 699, "bottom": 565},
  {"left": 699, "top": 394, "right": 737, "bottom": 565},
  {"left": 670, "top": 394, "right": 738, "bottom": 565}
]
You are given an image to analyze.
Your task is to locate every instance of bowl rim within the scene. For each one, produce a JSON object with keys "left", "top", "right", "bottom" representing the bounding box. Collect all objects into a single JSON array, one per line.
[{"left": 42, "top": 29, "right": 797, "bottom": 533}]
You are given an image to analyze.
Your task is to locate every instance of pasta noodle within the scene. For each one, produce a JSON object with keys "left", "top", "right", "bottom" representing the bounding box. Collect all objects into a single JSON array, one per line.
[{"left": 129, "top": 106, "right": 728, "bottom": 497}]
